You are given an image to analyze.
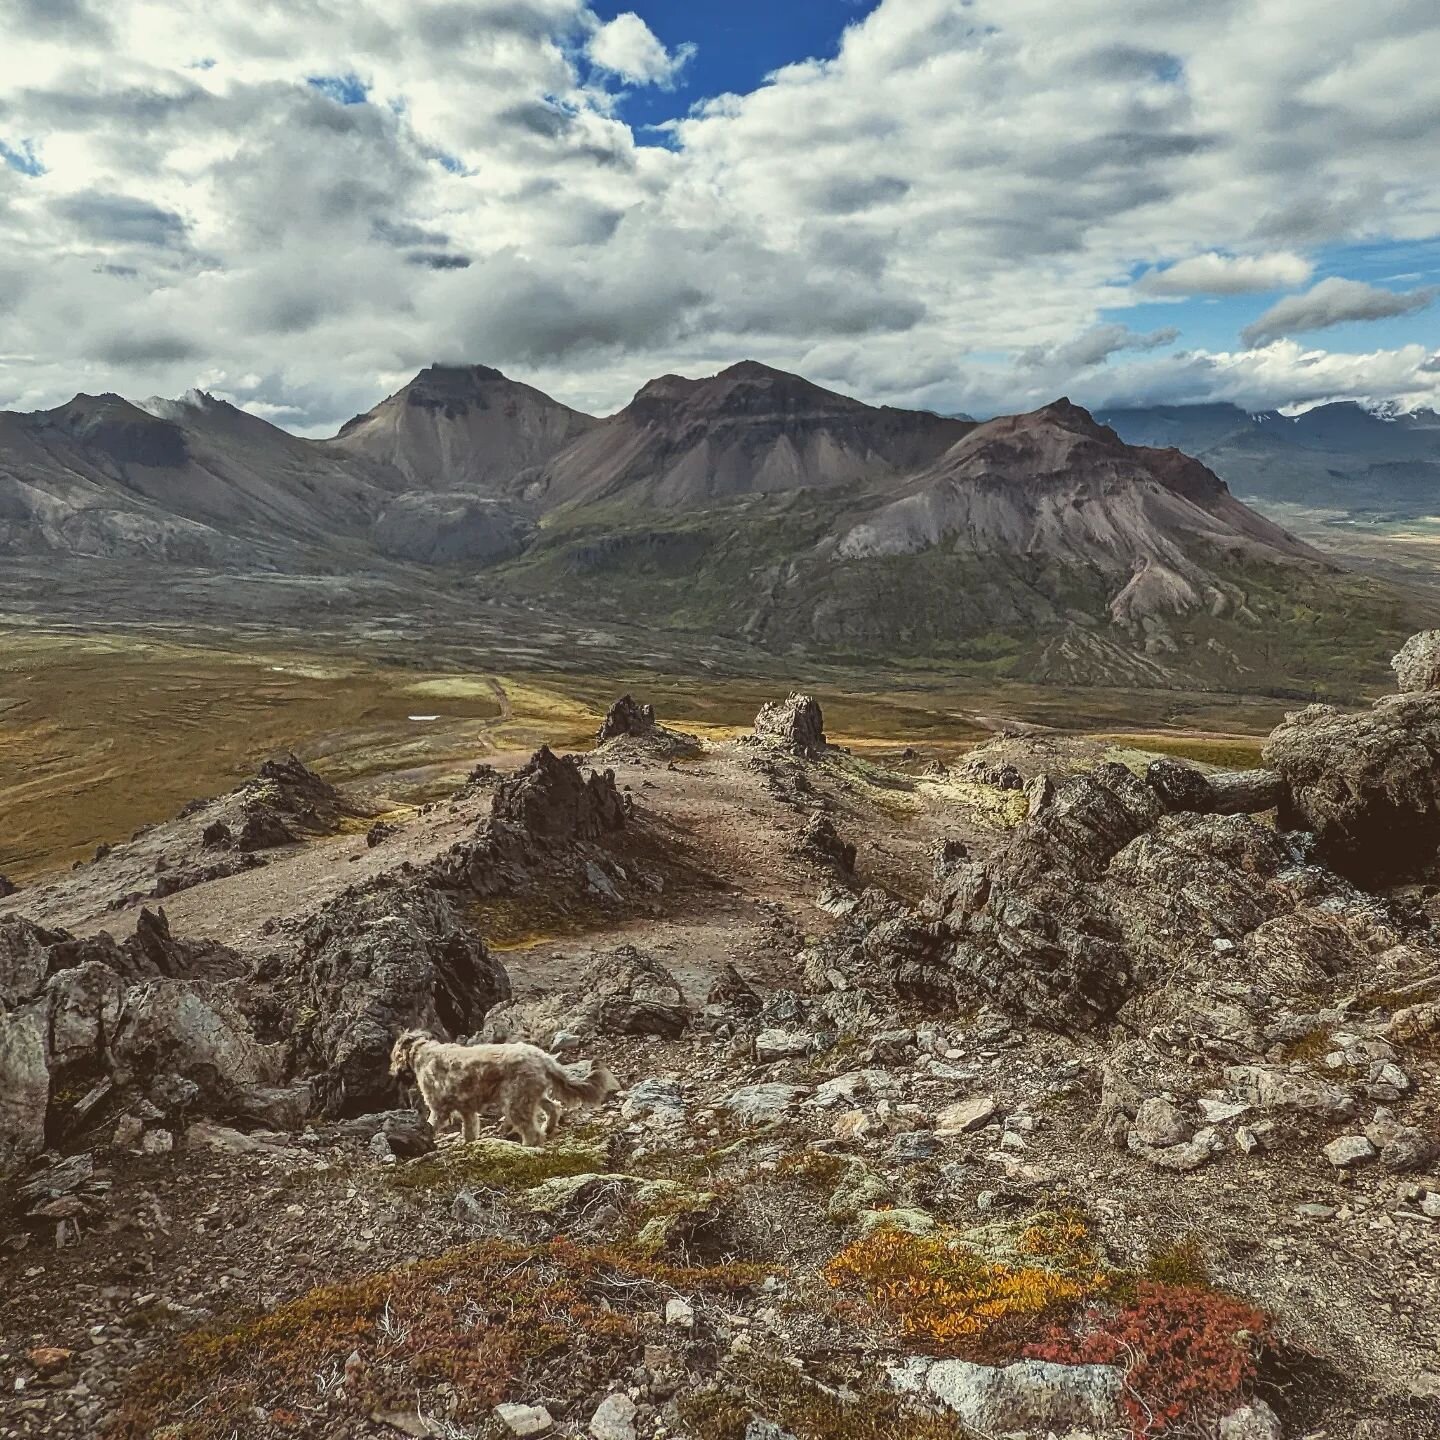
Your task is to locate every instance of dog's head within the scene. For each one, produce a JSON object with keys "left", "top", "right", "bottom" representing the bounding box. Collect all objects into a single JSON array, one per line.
[{"left": 389, "top": 1028, "right": 430, "bottom": 1079}]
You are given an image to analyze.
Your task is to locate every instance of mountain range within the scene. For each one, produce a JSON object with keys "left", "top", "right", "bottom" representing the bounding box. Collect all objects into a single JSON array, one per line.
[
  {"left": 0, "top": 361, "right": 1426, "bottom": 690},
  {"left": 1098, "top": 401, "right": 1440, "bottom": 518}
]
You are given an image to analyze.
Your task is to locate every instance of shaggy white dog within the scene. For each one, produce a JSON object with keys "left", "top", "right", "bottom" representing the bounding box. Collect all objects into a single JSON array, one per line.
[{"left": 389, "top": 1029, "right": 619, "bottom": 1146}]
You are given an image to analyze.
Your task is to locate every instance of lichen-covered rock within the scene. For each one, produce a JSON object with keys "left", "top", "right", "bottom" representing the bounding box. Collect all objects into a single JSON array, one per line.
[
  {"left": 1392, "top": 630, "right": 1440, "bottom": 693},
  {"left": 754, "top": 694, "right": 826, "bottom": 754},
  {"left": 291, "top": 880, "right": 511, "bottom": 1117},
  {"left": 1264, "top": 693, "right": 1440, "bottom": 885},
  {"left": 490, "top": 746, "right": 628, "bottom": 841}
]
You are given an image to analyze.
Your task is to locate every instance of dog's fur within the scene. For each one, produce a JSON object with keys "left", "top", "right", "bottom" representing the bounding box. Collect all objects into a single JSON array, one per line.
[{"left": 389, "top": 1029, "right": 619, "bottom": 1146}]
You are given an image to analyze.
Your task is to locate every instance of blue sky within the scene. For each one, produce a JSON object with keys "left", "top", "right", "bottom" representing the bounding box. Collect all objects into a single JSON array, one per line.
[
  {"left": 588, "top": 1, "right": 882, "bottom": 128},
  {"left": 0, "top": 0, "right": 1437, "bottom": 428}
]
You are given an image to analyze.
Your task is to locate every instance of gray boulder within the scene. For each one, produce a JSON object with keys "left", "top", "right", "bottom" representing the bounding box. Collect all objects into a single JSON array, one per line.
[
  {"left": 1392, "top": 630, "right": 1440, "bottom": 693},
  {"left": 1264, "top": 693, "right": 1440, "bottom": 885},
  {"left": 893, "top": 1355, "right": 1124, "bottom": 1431}
]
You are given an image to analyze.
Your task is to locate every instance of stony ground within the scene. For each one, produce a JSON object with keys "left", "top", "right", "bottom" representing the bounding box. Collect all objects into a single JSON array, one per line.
[{"left": 2, "top": 709, "right": 1439, "bottom": 1440}]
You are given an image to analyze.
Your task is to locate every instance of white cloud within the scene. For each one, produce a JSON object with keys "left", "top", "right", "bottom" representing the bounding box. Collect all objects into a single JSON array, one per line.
[
  {"left": 1136, "top": 251, "right": 1314, "bottom": 296},
  {"left": 586, "top": 13, "right": 694, "bottom": 88},
  {"left": 0, "top": 0, "right": 1437, "bottom": 426},
  {"left": 1241, "top": 277, "right": 1436, "bottom": 348}
]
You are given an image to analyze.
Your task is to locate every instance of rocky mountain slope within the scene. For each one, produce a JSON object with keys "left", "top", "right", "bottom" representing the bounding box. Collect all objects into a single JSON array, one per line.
[
  {"left": 507, "top": 398, "right": 1404, "bottom": 690},
  {"left": 1, "top": 365, "right": 1427, "bottom": 689},
  {"left": 521, "top": 360, "right": 972, "bottom": 510},
  {"left": 5, "top": 642, "right": 1440, "bottom": 1437},
  {"left": 0, "top": 390, "right": 387, "bottom": 566},
  {"left": 1098, "top": 401, "right": 1440, "bottom": 519},
  {"left": 328, "top": 363, "right": 598, "bottom": 494}
]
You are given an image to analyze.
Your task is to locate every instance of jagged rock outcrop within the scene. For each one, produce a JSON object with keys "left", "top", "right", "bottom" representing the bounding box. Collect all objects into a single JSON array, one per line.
[
  {"left": 1, "top": 911, "right": 267, "bottom": 1179},
  {"left": 903, "top": 761, "right": 1439, "bottom": 1032},
  {"left": 230, "top": 753, "right": 363, "bottom": 852},
  {"left": 795, "top": 815, "right": 857, "bottom": 874},
  {"left": 597, "top": 695, "right": 656, "bottom": 744},
  {"left": 1264, "top": 693, "right": 1440, "bottom": 886},
  {"left": 489, "top": 746, "right": 628, "bottom": 842},
  {"left": 754, "top": 694, "right": 826, "bottom": 754},
  {"left": 1392, "top": 630, "right": 1440, "bottom": 693},
  {"left": 0, "top": 874, "right": 18, "bottom": 898},
  {"left": 287, "top": 880, "right": 511, "bottom": 1118}
]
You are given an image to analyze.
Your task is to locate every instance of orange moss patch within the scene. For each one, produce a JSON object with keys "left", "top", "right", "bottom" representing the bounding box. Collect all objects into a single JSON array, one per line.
[
  {"left": 111, "top": 1239, "right": 768, "bottom": 1439},
  {"left": 823, "top": 1211, "right": 1110, "bottom": 1357}
]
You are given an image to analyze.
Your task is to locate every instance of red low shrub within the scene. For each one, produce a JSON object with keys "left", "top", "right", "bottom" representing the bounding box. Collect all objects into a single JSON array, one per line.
[{"left": 1024, "top": 1281, "right": 1273, "bottom": 1437}]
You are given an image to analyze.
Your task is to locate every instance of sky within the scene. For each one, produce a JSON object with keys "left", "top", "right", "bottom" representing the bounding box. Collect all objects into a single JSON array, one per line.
[{"left": 0, "top": 0, "right": 1437, "bottom": 434}]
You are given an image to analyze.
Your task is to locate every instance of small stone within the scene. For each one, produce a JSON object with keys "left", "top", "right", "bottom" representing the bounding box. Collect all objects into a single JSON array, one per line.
[
  {"left": 936, "top": 1096, "right": 997, "bottom": 1134},
  {"left": 140, "top": 1129, "right": 174, "bottom": 1154},
  {"left": 1199, "top": 1098, "right": 1249, "bottom": 1125},
  {"left": 1217, "top": 1398, "right": 1283, "bottom": 1440},
  {"left": 26, "top": 1348, "right": 73, "bottom": 1374},
  {"left": 590, "top": 1393, "right": 637, "bottom": 1440},
  {"left": 832, "top": 1110, "right": 872, "bottom": 1141},
  {"left": 1132, "top": 1097, "right": 1191, "bottom": 1148},
  {"left": 1324, "top": 1135, "right": 1377, "bottom": 1169},
  {"left": 112, "top": 1115, "right": 144, "bottom": 1149},
  {"left": 496, "top": 1402, "right": 554, "bottom": 1437},
  {"left": 1420, "top": 1193, "right": 1440, "bottom": 1219},
  {"left": 1294, "top": 1203, "right": 1338, "bottom": 1220},
  {"left": 1235, "top": 1127, "right": 1261, "bottom": 1155},
  {"left": 665, "top": 1297, "right": 694, "bottom": 1330}
]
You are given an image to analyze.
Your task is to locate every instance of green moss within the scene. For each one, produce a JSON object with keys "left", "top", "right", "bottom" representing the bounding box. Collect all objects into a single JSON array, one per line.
[{"left": 384, "top": 1136, "right": 610, "bottom": 1193}]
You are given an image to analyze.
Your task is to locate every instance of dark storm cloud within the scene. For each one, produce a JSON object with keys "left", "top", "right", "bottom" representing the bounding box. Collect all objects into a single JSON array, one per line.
[
  {"left": 809, "top": 175, "right": 911, "bottom": 216},
  {"left": 52, "top": 192, "right": 188, "bottom": 248},
  {"left": 407, "top": 251, "right": 472, "bottom": 269},
  {"left": 96, "top": 332, "right": 201, "bottom": 366}
]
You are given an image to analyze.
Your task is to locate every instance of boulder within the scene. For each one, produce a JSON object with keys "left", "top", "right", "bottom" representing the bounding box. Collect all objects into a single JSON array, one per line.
[
  {"left": 720, "top": 1083, "right": 809, "bottom": 1124},
  {"left": 291, "top": 880, "right": 511, "bottom": 1117},
  {"left": 0, "top": 1004, "right": 50, "bottom": 1178},
  {"left": 490, "top": 747, "right": 628, "bottom": 842},
  {"left": 1392, "top": 630, "right": 1440, "bottom": 693},
  {"left": 0, "top": 874, "right": 18, "bottom": 898},
  {"left": 596, "top": 695, "right": 656, "bottom": 744},
  {"left": 484, "top": 945, "right": 686, "bottom": 1046},
  {"left": 892, "top": 1356, "right": 1124, "bottom": 1432},
  {"left": 753, "top": 694, "right": 826, "bottom": 754},
  {"left": 1264, "top": 693, "right": 1440, "bottom": 885}
]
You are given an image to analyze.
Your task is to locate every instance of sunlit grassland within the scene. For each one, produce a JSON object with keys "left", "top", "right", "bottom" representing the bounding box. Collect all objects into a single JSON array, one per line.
[{"left": 1, "top": 624, "right": 1302, "bottom": 882}]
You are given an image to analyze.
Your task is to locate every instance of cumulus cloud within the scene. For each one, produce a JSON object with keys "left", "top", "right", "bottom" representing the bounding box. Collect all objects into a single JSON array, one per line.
[
  {"left": 0, "top": 0, "right": 1437, "bottom": 427},
  {"left": 1242, "top": 277, "right": 1436, "bottom": 348},
  {"left": 586, "top": 13, "right": 694, "bottom": 88},
  {"left": 1136, "top": 251, "right": 1314, "bottom": 296},
  {"left": 1021, "top": 323, "right": 1179, "bottom": 370}
]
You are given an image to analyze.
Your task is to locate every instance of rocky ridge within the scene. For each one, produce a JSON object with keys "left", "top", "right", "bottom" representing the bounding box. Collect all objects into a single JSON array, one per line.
[{"left": 4, "top": 659, "right": 1440, "bottom": 1437}]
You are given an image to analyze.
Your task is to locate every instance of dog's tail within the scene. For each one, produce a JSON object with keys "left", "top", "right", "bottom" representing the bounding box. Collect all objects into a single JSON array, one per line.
[{"left": 542, "top": 1055, "right": 618, "bottom": 1109}]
